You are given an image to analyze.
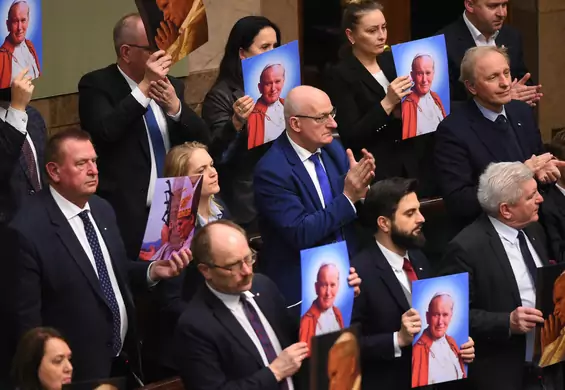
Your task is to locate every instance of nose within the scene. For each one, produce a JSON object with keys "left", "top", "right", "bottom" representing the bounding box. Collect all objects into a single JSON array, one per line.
[
  {"left": 240, "top": 261, "right": 253, "bottom": 275},
  {"left": 64, "top": 360, "right": 73, "bottom": 373},
  {"left": 327, "top": 115, "right": 338, "bottom": 129},
  {"left": 89, "top": 161, "right": 98, "bottom": 175}
]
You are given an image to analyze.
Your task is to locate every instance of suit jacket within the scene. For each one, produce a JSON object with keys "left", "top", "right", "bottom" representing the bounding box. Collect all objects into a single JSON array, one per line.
[
  {"left": 201, "top": 78, "right": 271, "bottom": 228},
  {"left": 174, "top": 274, "right": 299, "bottom": 390},
  {"left": 351, "top": 242, "right": 431, "bottom": 390},
  {"left": 323, "top": 50, "right": 437, "bottom": 197},
  {"left": 440, "top": 214, "right": 550, "bottom": 390},
  {"left": 254, "top": 134, "right": 358, "bottom": 304},
  {"left": 0, "top": 106, "right": 46, "bottom": 225},
  {"left": 78, "top": 64, "right": 210, "bottom": 260},
  {"left": 9, "top": 190, "right": 151, "bottom": 382},
  {"left": 438, "top": 16, "right": 529, "bottom": 102},
  {"left": 435, "top": 99, "right": 543, "bottom": 230},
  {"left": 539, "top": 184, "right": 565, "bottom": 263}
]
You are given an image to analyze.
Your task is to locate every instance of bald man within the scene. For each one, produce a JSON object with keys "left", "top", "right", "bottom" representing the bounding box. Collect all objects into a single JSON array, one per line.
[
  {"left": 401, "top": 54, "right": 446, "bottom": 139},
  {"left": 254, "top": 86, "right": 374, "bottom": 305},
  {"left": 412, "top": 293, "right": 466, "bottom": 386},
  {"left": 0, "top": 0, "right": 41, "bottom": 89},
  {"left": 327, "top": 331, "right": 361, "bottom": 390},
  {"left": 540, "top": 272, "right": 565, "bottom": 367}
]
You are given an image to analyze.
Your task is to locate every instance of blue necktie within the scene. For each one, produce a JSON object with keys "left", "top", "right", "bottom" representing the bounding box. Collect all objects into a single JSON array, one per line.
[
  {"left": 308, "top": 152, "right": 343, "bottom": 242},
  {"left": 145, "top": 105, "right": 166, "bottom": 177},
  {"left": 78, "top": 210, "right": 122, "bottom": 355}
]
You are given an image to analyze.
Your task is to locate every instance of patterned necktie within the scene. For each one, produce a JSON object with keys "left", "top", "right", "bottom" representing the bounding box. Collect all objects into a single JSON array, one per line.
[
  {"left": 144, "top": 105, "right": 166, "bottom": 178},
  {"left": 308, "top": 152, "right": 343, "bottom": 242},
  {"left": 517, "top": 231, "right": 538, "bottom": 283},
  {"left": 21, "top": 137, "right": 41, "bottom": 191},
  {"left": 403, "top": 258, "right": 419, "bottom": 283},
  {"left": 77, "top": 210, "right": 122, "bottom": 355}
]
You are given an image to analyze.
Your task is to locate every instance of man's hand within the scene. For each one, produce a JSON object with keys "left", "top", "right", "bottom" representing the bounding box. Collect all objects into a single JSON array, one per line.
[
  {"left": 510, "top": 306, "right": 544, "bottom": 334},
  {"left": 269, "top": 342, "right": 309, "bottom": 382},
  {"left": 149, "top": 78, "right": 181, "bottom": 116},
  {"left": 149, "top": 248, "right": 191, "bottom": 280},
  {"left": 156, "top": 20, "right": 179, "bottom": 50},
  {"left": 510, "top": 73, "right": 542, "bottom": 107},
  {"left": 139, "top": 50, "right": 172, "bottom": 95},
  {"left": 347, "top": 267, "right": 361, "bottom": 297},
  {"left": 398, "top": 308, "right": 421, "bottom": 348},
  {"left": 343, "top": 148, "right": 375, "bottom": 203},
  {"left": 541, "top": 314, "right": 561, "bottom": 353},
  {"left": 459, "top": 337, "right": 475, "bottom": 363},
  {"left": 10, "top": 68, "right": 33, "bottom": 111}
]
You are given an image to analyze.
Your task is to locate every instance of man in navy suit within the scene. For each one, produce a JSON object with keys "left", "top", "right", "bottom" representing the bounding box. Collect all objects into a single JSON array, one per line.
[
  {"left": 435, "top": 46, "right": 564, "bottom": 232},
  {"left": 351, "top": 178, "right": 475, "bottom": 389},
  {"left": 9, "top": 128, "right": 190, "bottom": 384},
  {"left": 254, "top": 86, "right": 375, "bottom": 305}
]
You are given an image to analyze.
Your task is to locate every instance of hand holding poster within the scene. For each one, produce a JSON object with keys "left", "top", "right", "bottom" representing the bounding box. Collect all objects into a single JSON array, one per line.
[{"left": 242, "top": 40, "right": 301, "bottom": 149}]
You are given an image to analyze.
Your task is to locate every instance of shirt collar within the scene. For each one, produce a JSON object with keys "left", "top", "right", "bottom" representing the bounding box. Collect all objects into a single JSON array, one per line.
[
  {"left": 463, "top": 11, "right": 500, "bottom": 42},
  {"left": 488, "top": 215, "right": 519, "bottom": 244},
  {"left": 117, "top": 65, "right": 137, "bottom": 91},
  {"left": 474, "top": 99, "right": 507, "bottom": 122},
  {"left": 197, "top": 200, "right": 223, "bottom": 227},
  {"left": 376, "top": 240, "right": 408, "bottom": 272},
  {"left": 555, "top": 184, "right": 565, "bottom": 198},
  {"left": 206, "top": 282, "right": 254, "bottom": 311},
  {"left": 49, "top": 185, "right": 91, "bottom": 220},
  {"left": 286, "top": 132, "right": 322, "bottom": 163}
]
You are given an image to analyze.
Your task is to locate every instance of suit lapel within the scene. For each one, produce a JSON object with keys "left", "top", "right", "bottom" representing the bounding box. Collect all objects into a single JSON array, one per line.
[
  {"left": 409, "top": 250, "right": 431, "bottom": 279},
  {"left": 344, "top": 53, "right": 386, "bottom": 98},
  {"left": 466, "top": 101, "right": 509, "bottom": 160},
  {"left": 505, "top": 104, "right": 529, "bottom": 159},
  {"left": 370, "top": 243, "right": 410, "bottom": 312},
  {"left": 253, "top": 290, "right": 290, "bottom": 348},
  {"left": 455, "top": 17, "right": 478, "bottom": 58},
  {"left": 524, "top": 224, "right": 549, "bottom": 266}
]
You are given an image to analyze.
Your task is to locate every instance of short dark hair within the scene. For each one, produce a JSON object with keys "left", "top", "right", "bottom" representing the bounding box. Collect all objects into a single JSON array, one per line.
[
  {"left": 216, "top": 16, "right": 281, "bottom": 88},
  {"left": 12, "top": 327, "right": 66, "bottom": 390},
  {"left": 546, "top": 130, "right": 565, "bottom": 161},
  {"left": 113, "top": 13, "right": 141, "bottom": 56},
  {"left": 361, "top": 178, "right": 418, "bottom": 231},
  {"left": 45, "top": 128, "right": 92, "bottom": 167},
  {"left": 191, "top": 220, "right": 247, "bottom": 266}
]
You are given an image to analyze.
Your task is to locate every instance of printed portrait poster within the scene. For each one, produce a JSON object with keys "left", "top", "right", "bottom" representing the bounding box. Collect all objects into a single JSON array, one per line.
[
  {"left": 242, "top": 39, "right": 301, "bottom": 149},
  {"left": 135, "top": 0, "right": 208, "bottom": 63},
  {"left": 0, "top": 0, "right": 42, "bottom": 89},
  {"left": 299, "top": 241, "right": 354, "bottom": 357},
  {"left": 310, "top": 326, "right": 362, "bottom": 390},
  {"left": 391, "top": 34, "right": 450, "bottom": 140},
  {"left": 139, "top": 175, "right": 202, "bottom": 261},
  {"left": 63, "top": 377, "right": 126, "bottom": 390},
  {"left": 411, "top": 273, "right": 469, "bottom": 388},
  {"left": 534, "top": 262, "right": 565, "bottom": 367}
]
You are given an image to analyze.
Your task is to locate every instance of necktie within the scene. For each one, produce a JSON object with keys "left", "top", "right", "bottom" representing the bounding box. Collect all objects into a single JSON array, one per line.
[
  {"left": 21, "top": 138, "right": 41, "bottom": 191},
  {"left": 308, "top": 152, "right": 343, "bottom": 242},
  {"left": 403, "top": 258, "right": 419, "bottom": 283},
  {"left": 77, "top": 210, "right": 122, "bottom": 355},
  {"left": 495, "top": 114, "right": 525, "bottom": 160},
  {"left": 517, "top": 231, "right": 538, "bottom": 283},
  {"left": 144, "top": 105, "right": 166, "bottom": 178}
]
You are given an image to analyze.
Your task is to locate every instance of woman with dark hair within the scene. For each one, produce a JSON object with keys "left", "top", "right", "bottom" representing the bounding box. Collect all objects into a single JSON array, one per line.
[
  {"left": 12, "top": 327, "right": 72, "bottom": 390},
  {"left": 201, "top": 16, "right": 281, "bottom": 234}
]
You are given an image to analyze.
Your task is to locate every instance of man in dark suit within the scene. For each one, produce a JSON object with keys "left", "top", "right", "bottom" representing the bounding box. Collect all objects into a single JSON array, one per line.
[
  {"left": 352, "top": 178, "right": 474, "bottom": 389},
  {"left": 174, "top": 220, "right": 309, "bottom": 390},
  {"left": 441, "top": 161, "right": 562, "bottom": 390},
  {"left": 78, "top": 13, "right": 209, "bottom": 260},
  {"left": 435, "top": 46, "right": 563, "bottom": 231},
  {"left": 9, "top": 128, "right": 190, "bottom": 384},
  {"left": 438, "top": 0, "right": 542, "bottom": 105},
  {"left": 254, "top": 86, "right": 375, "bottom": 305}
]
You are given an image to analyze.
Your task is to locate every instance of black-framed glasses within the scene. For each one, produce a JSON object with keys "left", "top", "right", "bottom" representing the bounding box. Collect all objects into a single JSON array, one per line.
[
  {"left": 293, "top": 107, "right": 337, "bottom": 124},
  {"left": 124, "top": 43, "right": 152, "bottom": 52},
  {"left": 206, "top": 250, "right": 257, "bottom": 273}
]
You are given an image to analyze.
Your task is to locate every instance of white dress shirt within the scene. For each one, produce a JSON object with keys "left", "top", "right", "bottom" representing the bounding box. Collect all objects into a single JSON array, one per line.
[
  {"left": 264, "top": 100, "right": 285, "bottom": 144},
  {"left": 463, "top": 11, "right": 500, "bottom": 47},
  {"left": 206, "top": 284, "right": 294, "bottom": 390},
  {"left": 116, "top": 66, "right": 182, "bottom": 206},
  {"left": 488, "top": 216, "right": 543, "bottom": 361},
  {"left": 0, "top": 104, "right": 41, "bottom": 185},
  {"left": 475, "top": 100, "right": 507, "bottom": 122},
  {"left": 315, "top": 308, "right": 341, "bottom": 335},
  {"left": 416, "top": 92, "right": 444, "bottom": 136},
  {"left": 372, "top": 70, "right": 391, "bottom": 91},
  {"left": 556, "top": 183, "right": 565, "bottom": 197},
  {"left": 11, "top": 41, "right": 40, "bottom": 83},
  {"left": 376, "top": 240, "right": 412, "bottom": 358},
  {"left": 427, "top": 336, "right": 465, "bottom": 384}
]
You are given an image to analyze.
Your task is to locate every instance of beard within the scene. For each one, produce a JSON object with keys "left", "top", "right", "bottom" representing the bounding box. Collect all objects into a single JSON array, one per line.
[{"left": 390, "top": 223, "right": 426, "bottom": 250}]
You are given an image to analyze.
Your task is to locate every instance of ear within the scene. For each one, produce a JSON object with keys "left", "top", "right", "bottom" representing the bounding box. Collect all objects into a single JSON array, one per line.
[
  {"left": 46, "top": 162, "right": 60, "bottom": 183},
  {"left": 464, "top": 80, "right": 477, "bottom": 96},
  {"left": 345, "top": 28, "right": 355, "bottom": 45},
  {"left": 464, "top": 0, "right": 474, "bottom": 13},
  {"left": 197, "top": 263, "right": 212, "bottom": 281},
  {"left": 289, "top": 117, "right": 300, "bottom": 133},
  {"left": 499, "top": 203, "right": 512, "bottom": 220},
  {"left": 119, "top": 45, "right": 130, "bottom": 63},
  {"left": 238, "top": 47, "right": 246, "bottom": 61},
  {"left": 377, "top": 216, "right": 390, "bottom": 233}
]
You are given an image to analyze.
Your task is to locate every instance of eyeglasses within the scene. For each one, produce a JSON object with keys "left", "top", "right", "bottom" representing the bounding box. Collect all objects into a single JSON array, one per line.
[
  {"left": 293, "top": 107, "right": 337, "bottom": 124},
  {"left": 206, "top": 250, "right": 257, "bottom": 273},
  {"left": 124, "top": 43, "right": 152, "bottom": 52}
]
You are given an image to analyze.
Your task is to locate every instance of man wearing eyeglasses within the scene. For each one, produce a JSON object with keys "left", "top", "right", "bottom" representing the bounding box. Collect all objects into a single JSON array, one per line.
[
  {"left": 77, "top": 13, "right": 210, "bottom": 262},
  {"left": 254, "top": 85, "right": 375, "bottom": 306}
]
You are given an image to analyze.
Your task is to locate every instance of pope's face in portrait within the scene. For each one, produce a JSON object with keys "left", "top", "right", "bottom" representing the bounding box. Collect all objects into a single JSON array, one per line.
[
  {"left": 426, "top": 295, "right": 454, "bottom": 340},
  {"left": 155, "top": 0, "right": 191, "bottom": 29},
  {"left": 327, "top": 332, "right": 359, "bottom": 390},
  {"left": 411, "top": 56, "right": 435, "bottom": 97},
  {"left": 553, "top": 276, "right": 565, "bottom": 325},
  {"left": 6, "top": 2, "right": 29, "bottom": 45},
  {"left": 315, "top": 265, "right": 339, "bottom": 311},
  {"left": 258, "top": 65, "right": 285, "bottom": 105},
  {"left": 177, "top": 214, "right": 194, "bottom": 239}
]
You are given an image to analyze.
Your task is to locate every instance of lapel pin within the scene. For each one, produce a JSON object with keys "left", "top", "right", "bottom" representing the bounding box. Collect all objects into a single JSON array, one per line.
[
  {"left": 256, "top": 293, "right": 260, "bottom": 297},
  {"left": 517, "top": 122, "right": 522, "bottom": 127},
  {"left": 419, "top": 268, "right": 423, "bottom": 271},
  {"left": 104, "top": 227, "right": 107, "bottom": 231}
]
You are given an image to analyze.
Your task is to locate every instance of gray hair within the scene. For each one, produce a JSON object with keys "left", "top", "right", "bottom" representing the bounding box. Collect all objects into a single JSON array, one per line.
[
  {"left": 459, "top": 46, "right": 510, "bottom": 85},
  {"left": 428, "top": 293, "right": 454, "bottom": 312},
  {"left": 411, "top": 54, "right": 434, "bottom": 71},
  {"left": 113, "top": 13, "right": 141, "bottom": 57},
  {"left": 8, "top": 0, "right": 29, "bottom": 19},
  {"left": 316, "top": 263, "right": 339, "bottom": 282},
  {"left": 259, "top": 63, "right": 286, "bottom": 83},
  {"left": 477, "top": 162, "right": 534, "bottom": 216}
]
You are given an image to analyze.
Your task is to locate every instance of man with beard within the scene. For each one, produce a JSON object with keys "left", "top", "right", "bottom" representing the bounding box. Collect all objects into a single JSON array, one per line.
[
  {"left": 351, "top": 178, "right": 475, "bottom": 389},
  {"left": 248, "top": 63, "right": 286, "bottom": 149}
]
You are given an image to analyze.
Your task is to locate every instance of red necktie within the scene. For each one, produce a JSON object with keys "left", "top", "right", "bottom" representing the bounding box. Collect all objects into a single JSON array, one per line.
[
  {"left": 22, "top": 138, "right": 41, "bottom": 191},
  {"left": 403, "top": 258, "right": 418, "bottom": 283}
]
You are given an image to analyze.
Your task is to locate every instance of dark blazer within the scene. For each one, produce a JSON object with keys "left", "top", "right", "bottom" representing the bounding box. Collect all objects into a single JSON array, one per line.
[
  {"left": 254, "top": 134, "right": 359, "bottom": 305},
  {"left": 435, "top": 99, "right": 543, "bottom": 230},
  {"left": 0, "top": 106, "right": 46, "bottom": 225},
  {"left": 440, "top": 214, "right": 550, "bottom": 390},
  {"left": 78, "top": 64, "right": 210, "bottom": 260},
  {"left": 9, "top": 190, "right": 151, "bottom": 382},
  {"left": 174, "top": 274, "right": 299, "bottom": 390},
  {"left": 201, "top": 79, "right": 271, "bottom": 230},
  {"left": 323, "top": 50, "right": 437, "bottom": 196},
  {"left": 438, "top": 15, "right": 529, "bottom": 102},
  {"left": 351, "top": 242, "right": 431, "bottom": 390},
  {"left": 539, "top": 184, "right": 565, "bottom": 263}
]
